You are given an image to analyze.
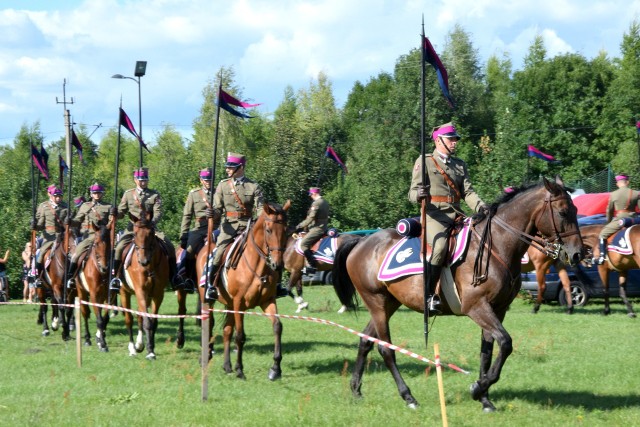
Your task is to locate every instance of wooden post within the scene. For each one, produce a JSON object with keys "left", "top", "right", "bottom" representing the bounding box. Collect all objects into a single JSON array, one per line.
[
  {"left": 434, "top": 343, "right": 448, "bottom": 427},
  {"left": 75, "top": 297, "right": 82, "bottom": 368},
  {"left": 201, "top": 309, "right": 209, "bottom": 401}
]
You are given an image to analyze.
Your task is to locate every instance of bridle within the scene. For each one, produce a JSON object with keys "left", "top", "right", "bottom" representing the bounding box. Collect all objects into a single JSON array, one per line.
[
  {"left": 244, "top": 213, "right": 287, "bottom": 282},
  {"left": 492, "top": 190, "right": 579, "bottom": 259}
]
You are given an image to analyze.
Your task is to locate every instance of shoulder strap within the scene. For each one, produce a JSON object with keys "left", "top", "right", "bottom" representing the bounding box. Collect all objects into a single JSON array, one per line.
[
  {"left": 429, "top": 156, "right": 462, "bottom": 200},
  {"left": 228, "top": 180, "right": 248, "bottom": 215}
]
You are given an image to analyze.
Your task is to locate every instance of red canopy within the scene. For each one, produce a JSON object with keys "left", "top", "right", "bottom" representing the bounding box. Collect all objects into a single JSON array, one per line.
[{"left": 572, "top": 193, "right": 609, "bottom": 216}]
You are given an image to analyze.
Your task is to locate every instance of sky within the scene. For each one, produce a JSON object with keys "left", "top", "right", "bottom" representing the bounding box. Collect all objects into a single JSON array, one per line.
[{"left": 1, "top": 0, "right": 639, "bottom": 148}]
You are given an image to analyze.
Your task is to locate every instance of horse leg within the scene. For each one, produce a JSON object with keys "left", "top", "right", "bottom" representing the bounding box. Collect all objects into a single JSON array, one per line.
[
  {"left": 599, "top": 265, "right": 611, "bottom": 315},
  {"left": 262, "top": 300, "right": 283, "bottom": 381},
  {"left": 176, "top": 290, "right": 186, "bottom": 349},
  {"left": 532, "top": 269, "right": 544, "bottom": 314},
  {"left": 467, "top": 305, "right": 512, "bottom": 413},
  {"left": 92, "top": 289, "right": 109, "bottom": 352},
  {"left": 558, "top": 268, "right": 574, "bottom": 314},
  {"left": 222, "top": 313, "right": 235, "bottom": 374},
  {"left": 350, "top": 320, "right": 377, "bottom": 399},
  {"left": 122, "top": 293, "right": 138, "bottom": 356},
  {"left": 145, "top": 292, "right": 164, "bottom": 360},
  {"left": 233, "top": 310, "right": 247, "bottom": 379},
  {"left": 81, "top": 301, "right": 92, "bottom": 346},
  {"left": 618, "top": 273, "right": 636, "bottom": 318}
]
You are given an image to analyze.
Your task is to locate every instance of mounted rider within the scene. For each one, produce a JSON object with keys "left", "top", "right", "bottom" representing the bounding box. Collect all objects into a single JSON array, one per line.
[{"left": 295, "top": 187, "right": 330, "bottom": 274}]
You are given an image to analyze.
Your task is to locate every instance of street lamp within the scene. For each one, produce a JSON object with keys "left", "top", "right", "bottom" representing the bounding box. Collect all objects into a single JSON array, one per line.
[{"left": 112, "top": 60, "right": 147, "bottom": 167}]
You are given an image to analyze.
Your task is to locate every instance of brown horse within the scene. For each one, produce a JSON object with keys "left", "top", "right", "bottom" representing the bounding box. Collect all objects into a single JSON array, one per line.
[
  {"left": 282, "top": 232, "right": 362, "bottom": 312},
  {"left": 580, "top": 223, "right": 637, "bottom": 317},
  {"left": 332, "top": 178, "right": 583, "bottom": 411},
  {"left": 76, "top": 222, "right": 112, "bottom": 351},
  {"left": 521, "top": 246, "right": 574, "bottom": 314},
  {"left": 211, "top": 200, "right": 290, "bottom": 380},
  {"left": 118, "top": 210, "right": 168, "bottom": 359},
  {"left": 36, "top": 228, "right": 76, "bottom": 339}
]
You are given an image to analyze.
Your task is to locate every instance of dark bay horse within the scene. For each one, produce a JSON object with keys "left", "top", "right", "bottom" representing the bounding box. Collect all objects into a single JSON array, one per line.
[
  {"left": 76, "top": 223, "right": 112, "bottom": 351},
  {"left": 521, "top": 246, "right": 574, "bottom": 314},
  {"left": 213, "top": 201, "right": 290, "bottom": 380},
  {"left": 580, "top": 223, "right": 637, "bottom": 317},
  {"left": 282, "top": 232, "right": 362, "bottom": 312},
  {"left": 118, "top": 210, "right": 168, "bottom": 360},
  {"left": 332, "top": 178, "right": 583, "bottom": 411},
  {"left": 36, "top": 228, "right": 76, "bottom": 339}
]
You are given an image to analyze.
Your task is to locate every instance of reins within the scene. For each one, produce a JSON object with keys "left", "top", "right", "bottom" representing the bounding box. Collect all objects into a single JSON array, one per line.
[{"left": 242, "top": 213, "right": 287, "bottom": 283}]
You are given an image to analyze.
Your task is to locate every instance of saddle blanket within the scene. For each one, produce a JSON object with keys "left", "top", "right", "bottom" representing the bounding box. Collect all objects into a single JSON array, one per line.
[
  {"left": 377, "top": 218, "right": 472, "bottom": 281},
  {"left": 295, "top": 236, "right": 338, "bottom": 264},
  {"left": 608, "top": 226, "right": 636, "bottom": 255}
]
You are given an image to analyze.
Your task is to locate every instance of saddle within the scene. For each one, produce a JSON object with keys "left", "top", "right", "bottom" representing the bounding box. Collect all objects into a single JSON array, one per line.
[{"left": 395, "top": 215, "right": 467, "bottom": 262}]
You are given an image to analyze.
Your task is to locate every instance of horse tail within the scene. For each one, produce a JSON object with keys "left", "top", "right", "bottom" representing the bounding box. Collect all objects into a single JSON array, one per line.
[{"left": 332, "top": 237, "right": 361, "bottom": 309}]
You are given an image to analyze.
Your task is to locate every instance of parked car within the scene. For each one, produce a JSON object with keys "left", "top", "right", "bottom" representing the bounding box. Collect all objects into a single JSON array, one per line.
[
  {"left": 520, "top": 264, "right": 640, "bottom": 307},
  {"left": 520, "top": 213, "right": 640, "bottom": 306},
  {"left": 301, "top": 229, "right": 380, "bottom": 284}
]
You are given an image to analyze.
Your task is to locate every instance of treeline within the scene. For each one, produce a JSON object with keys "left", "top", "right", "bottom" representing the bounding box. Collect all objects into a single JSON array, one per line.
[{"left": 2, "top": 21, "right": 640, "bottom": 294}]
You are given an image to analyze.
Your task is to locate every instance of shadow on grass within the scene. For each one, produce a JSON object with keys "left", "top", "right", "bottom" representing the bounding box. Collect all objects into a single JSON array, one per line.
[{"left": 493, "top": 387, "right": 640, "bottom": 411}]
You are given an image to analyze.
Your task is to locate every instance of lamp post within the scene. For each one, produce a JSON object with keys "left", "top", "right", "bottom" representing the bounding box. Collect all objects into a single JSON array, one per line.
[{"left": 112, "top": 60, "right": 147, "bottom": 167}]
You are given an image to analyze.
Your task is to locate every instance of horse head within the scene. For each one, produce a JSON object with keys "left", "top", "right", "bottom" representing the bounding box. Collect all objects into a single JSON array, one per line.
[
  {"left": 536, "top": 176, "right": 584, "bottom": 266},
  {"left": 131, "top": 209, "right": 156, "bottom": 267},
  {"left": 260, "top": 200, "right": 291, "bottom": 271},
  {"left": 89, "top": 221, "right": 111, "bottom": 275}
]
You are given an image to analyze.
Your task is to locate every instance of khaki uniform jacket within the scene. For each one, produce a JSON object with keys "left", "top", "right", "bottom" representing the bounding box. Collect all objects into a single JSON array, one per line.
[
  {"left": 35, "top": 200, "right": 69, "bottom": 241},
  {"left": 297, "top": 196, "right": 330, "bottom": 230},
  {"left": 213, "top": 177, "right": 264, "bottom": 226},
  {"left": 606, "top": 187, "right": 639, "bottom": 222},
  {"left": 72, "top": 200, "right": 112, "bottom": 235},
  {"left": 180, "top": 187, "right": 212, "bottom": 236},
  {"left": 118, "top": 187, "right": 162, "bottom": 226}
]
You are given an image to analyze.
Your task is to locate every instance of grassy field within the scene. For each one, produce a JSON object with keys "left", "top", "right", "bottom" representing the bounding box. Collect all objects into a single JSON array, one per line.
[{"left": 0, "top": 286, "right": 639, "bottom": 426}]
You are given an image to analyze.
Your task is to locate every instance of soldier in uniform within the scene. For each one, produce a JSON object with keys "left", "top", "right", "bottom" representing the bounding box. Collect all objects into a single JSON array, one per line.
[
  {"left": 111, "top": 168, "right": 178, "bottom": 290},
  {"left": 295, "top": 187, "right": 330, "bottom": 274},
  {"left": 176, "top": 168, "right": 219, "bottom": 291},
  {"left": 204, "top": 152, "right": 264, "bottom": 302},
  {"left": 596, "top": 173, "right": 640, "bottom": 264},
  {"left": 30, "top": 185, "right": 69, "bottom": 285},
  {"left": 408, "top": 122, "right": 487, "bottom": 313},
  {"left": 65, "top": 183, "right": 113, "bottom": 289}
]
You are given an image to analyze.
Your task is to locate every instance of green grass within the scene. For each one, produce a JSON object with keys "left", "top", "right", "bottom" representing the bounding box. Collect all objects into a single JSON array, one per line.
[{"left": 1, "top": 287, "right": 639, "bottom": 426}]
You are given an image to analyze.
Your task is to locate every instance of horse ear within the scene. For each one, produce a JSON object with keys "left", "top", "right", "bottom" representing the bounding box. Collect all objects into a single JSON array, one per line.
[
  {"left": 543, "top": 176, "right": 561, "bottom": 195},
  {"left": 283, "top": 199, "right": 291, "bottom": 212},
  {"left": 554, "top": 175, "right": 564, "bottom": 187},
  {"left": 263, "top": 202, "right": 274, "bottom": 215}
]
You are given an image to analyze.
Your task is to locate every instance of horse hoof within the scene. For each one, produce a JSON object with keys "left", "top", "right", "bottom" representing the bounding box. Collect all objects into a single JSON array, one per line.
[
  {"left": 469, "top": 382, "right": 482, "bottom": 401},
  {"left": 100, "top": 347, "right": 109, "bottom": 353},
  {"left": 482, "top": 403, "right": 497, "bottom": 413},
  {"left": 84, "top": 341, "right": 92, "bottom": 346},
  {"left": 146, "top": 353, "right": 156, "bottom": 360},
  {"left": 236, "top": 372, "right": 246, "bottom": 380},
  {"left": 407, "top": 402, "right": 418, "bottom": 410},
  {"left": 628, "top": 312, "right": 637, "bottom": 318},
  {"left": 69, "top": 324, "right": 75, "bottom": 331},
  {"left": 42, "top": 330, "right": 50, "bottom": 337},
  {"left": 566, "top": 307, "right": 574, "bottom": 315},
  {"left": 268, "top": 368, "right": 282, "bottom": 381},
  {"left": 603, "top": 309, "right": 611, "bottom": 316}
]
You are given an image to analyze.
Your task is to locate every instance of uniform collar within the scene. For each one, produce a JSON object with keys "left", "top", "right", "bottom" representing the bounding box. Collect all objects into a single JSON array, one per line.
[
  {"left": 234, "top": 176, "right": 245, "bottom": 185},
  {"left": 435, "top": 149, "right": 450, "bottom": 164}
]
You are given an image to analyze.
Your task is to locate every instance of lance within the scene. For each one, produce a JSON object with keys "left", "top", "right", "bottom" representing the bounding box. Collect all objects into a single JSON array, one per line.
[
  {"left": 108, "top": 101, "right": 123, "bottom": 305},
  {"left": 29, "top": 138, "right": 38, "bottom": 278},
  {"left": 420, "top": 19, "right": 433, "bottom": 349}
]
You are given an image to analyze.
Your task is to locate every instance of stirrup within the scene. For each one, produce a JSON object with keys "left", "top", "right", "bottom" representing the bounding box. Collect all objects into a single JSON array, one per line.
[
  {"left": 183, "top": 278, "right": 195, "bottom": 294},
  {"left": 66, "top": 278, "right": 76, "bottom": 289},
  {"left": 595, "top": 256, "right": 606, "bottom": 265},
  {"left": 302, "top": 266, "right": 316, "bottom": 275},
  {"left": 109, "top": 278, "right": 121, "bottom": 291},
  {"left": 427, "top": 295, "right": 442, "bottom": 315},
  {"left": 204, "top": 286, "right": 218, "bottom": 302}
]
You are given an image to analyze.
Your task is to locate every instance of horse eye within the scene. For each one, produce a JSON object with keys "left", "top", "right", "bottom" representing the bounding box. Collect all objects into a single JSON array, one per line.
[{"left": 558, "top": 209, "right": 568, "bottom": 218}]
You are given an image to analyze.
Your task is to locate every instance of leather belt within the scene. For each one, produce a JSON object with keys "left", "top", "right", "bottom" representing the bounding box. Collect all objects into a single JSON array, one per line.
[
  {"left": 45, "top": 226, "right": 58, "bottom": 231},
  {"left": 226, "top": 211, "right": 250, "bottom": 220},
  {"left": 431, "top": 195, "right": 460, "bottom": 204}
]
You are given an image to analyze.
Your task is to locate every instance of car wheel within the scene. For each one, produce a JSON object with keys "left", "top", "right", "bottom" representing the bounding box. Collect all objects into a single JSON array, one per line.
[
  {"left": 322, "top": 270, "right": 333, "bottom": 285},
  {"left": 558, "top": 281, "right": 589, "bottom": 307}
]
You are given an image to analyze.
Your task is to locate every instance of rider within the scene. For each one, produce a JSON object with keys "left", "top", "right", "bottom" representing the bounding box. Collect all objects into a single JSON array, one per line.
[
  {"left": 176, "top": 168, "right": 219, "bottom": 291},
  {"left": 111, "top": 168, "right": 178, "bottom": 290},
  {"left": 596, "top": 173, "right": 640, "bottom": 265},
  {"left": 31, "top": 185, "right": 69, "bottom": 286},
  {"left": 295, "top": 187, "right": 330, "bottom": 274},
  {"left": 408, "top": 121, "right": 487, "bottom": 314},
  {"left": 204, "top": 152, "right": 264, "bottom": 302},
  {"left": 66, "top": 183, "right": 113, "bottom": 289}
]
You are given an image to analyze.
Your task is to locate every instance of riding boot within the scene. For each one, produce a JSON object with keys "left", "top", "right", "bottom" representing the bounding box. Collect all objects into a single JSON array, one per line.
[
  {"left": 169, "top": 256, "right": 181, "bottom": 290},
  {"left": 182, "top": 258, "right": 196, "bottom": 293},
  {"left": 275, "top": 282, "right": 292, "bottom": 298},
  {"left": 110, "top": 259, "right": 122, "bottom": 291},
  {"left": 204, "top": 264, "right": 219, "bottom": 303},
  {"left": 302, "top": 249, "right": 317, "bottom": 274},
  {"left": 34, "top": 261, "right": 44, "bottom": 288},
  {"left": 596, "top": 238, "right": 607, "bottom": 265},
  {"left": 426, "top": 264, "right": 442, "bottom": 315},
  {"left": 66, "top": 261, "right": 78, "bottom": 289}
]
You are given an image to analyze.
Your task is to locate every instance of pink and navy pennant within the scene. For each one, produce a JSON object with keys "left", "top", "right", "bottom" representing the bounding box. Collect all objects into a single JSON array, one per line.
[
  {"left": 527, "top": 144, "right": 560, "bottom": 163},
  {"left": 217, "top": 88, "right": 260, "bottom": 119},
  {"left": 423, "top": 35, "right": 454, "bottom": 108}
]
